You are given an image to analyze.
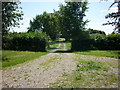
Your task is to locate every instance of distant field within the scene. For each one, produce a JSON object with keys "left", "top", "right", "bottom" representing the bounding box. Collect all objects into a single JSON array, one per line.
[
  {"left": 73, "top": 50, "right": 120, "bottom": 59},
  {"left": 2, "top": 50, "right": 47, "bottom": 68}
]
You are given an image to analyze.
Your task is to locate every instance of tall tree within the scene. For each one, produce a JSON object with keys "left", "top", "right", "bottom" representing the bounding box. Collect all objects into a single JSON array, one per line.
[
  {"left": 103, "top": 0, "right": 120, "bottom": 33},
  {"left": 2, "top": 2, "right": 23, "bottom": 35},
  {"left": 28, "top": 11, "right": 60, "bottom": 40},
  {"left": 59, "top": 1, "right": 88, "bottom": 50}
]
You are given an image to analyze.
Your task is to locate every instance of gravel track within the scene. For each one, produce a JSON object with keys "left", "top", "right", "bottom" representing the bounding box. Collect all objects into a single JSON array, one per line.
[
  {"left": 2, "top": 42, "right": 119, "bottom": 88},
  {"left": 2, "top": 43, "right": 76, "bottom": 88}
]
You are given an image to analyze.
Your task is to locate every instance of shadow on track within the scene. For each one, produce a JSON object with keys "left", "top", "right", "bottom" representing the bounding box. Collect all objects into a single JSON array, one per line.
[{"left": 53, "top": 50, "right": 72, "bottom": 53}]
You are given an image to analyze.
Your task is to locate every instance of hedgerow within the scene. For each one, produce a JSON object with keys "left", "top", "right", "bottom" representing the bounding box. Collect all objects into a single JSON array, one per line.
[{"left": 2, "top": 31, "right": 50, "bottom": 51}]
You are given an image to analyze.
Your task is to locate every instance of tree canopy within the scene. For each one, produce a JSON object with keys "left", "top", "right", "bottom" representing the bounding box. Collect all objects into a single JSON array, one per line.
[
  {"left": 59, "top": 1, "right": 88, "bottom": 41},
  {"left": 28, "top": 11, "right": 60, "bottom": 40},
  {"left": 103, "top": 1, "right": 120, "bottom": 34},
  {"left": 2, "top": 2, "right": 23, "bottom": 35}
]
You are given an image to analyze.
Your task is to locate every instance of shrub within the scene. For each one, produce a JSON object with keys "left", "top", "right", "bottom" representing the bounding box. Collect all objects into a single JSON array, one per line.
[
  {"left": 2, "top": 31, "right": 50, "bottom": 51},
  {"left": 2, "top": 34, "right": 13, "bottom": 50},
  {"left": 71, "top": 31, "right": 94, "bottom": 51},
  {"left": 89, "top": 33, "right": 120, "bottom": 50},
  {"left": 89, "top": 33, "right": 106, "bottom": 50},
  {"left": 105, "top": 34, "right": 120, "bottom": 50},
  {"left": 71, "top": 39, "right": 95, "bottom": 51}
]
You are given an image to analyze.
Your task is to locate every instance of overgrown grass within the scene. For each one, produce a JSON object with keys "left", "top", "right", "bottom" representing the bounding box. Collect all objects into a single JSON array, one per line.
[
  {"left": 2, "top": 50, "right": 48, "bottom": 68},
  {"left": 73, "top": 50, "right": 120, "bottom": 58},
  {"left": 50, "top": 55, "right": 118, "bottom": 88}
]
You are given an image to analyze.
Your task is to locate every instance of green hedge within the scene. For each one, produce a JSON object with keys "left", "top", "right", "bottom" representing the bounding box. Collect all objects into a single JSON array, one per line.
[
  {"left": 71, "top": 39, "right": 94, "bottom": 51},
  {"left": 2, "top": 31, "right": 50, "bottom": 51},
  {"left": 105, "top": 34, "right": 120, "bottom": 50},
  {"left": 71, "top": 34, "right": 120, "bottom": 51},
  {"left": 90, "top": 34, "right": 120, "bottom": 50}
]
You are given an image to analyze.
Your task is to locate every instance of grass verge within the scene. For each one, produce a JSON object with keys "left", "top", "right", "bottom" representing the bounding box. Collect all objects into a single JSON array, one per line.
[
  {"left": 73, "top": 50, "right": 120, "bottom": 58},
  {"left": 2, "top": 50, "right": 48, "bottom": 68}
]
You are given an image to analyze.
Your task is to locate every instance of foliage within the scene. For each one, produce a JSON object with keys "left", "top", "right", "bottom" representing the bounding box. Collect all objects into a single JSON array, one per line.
[
  {"left": 105, "top": 34, "right": 120, "bottom": 50},
  {"left": 2, "top": 2, "right": 23, "bottom": 35},
  {"left": 90, "top": 33, "right": 106, "bottom": 40},
  {"left": 2, "top": 50, "right": 47, "bottom": 68},
  {"left": 87, "top": 28, "right": 106, "bottom": 35},
  {"left": 71, "top": 31, "right": 93, "bottom": 51},
  {"left": 59, "top": 1, "right": 88, "bottom": 42},
  {"left": 28, "top": 11, "right": 61, "bottom": 40},
  {"left": 103, "top": 1, "right": 120, "bottom": 33},
  {"left": 89, "top": 33, "right": 120, "bottom": 50},
  {"left": 89, "top": 33, "right": 106, "bottom": 50},
  {"left": 59, "top": 1, "right": 89, "bottom": 50},
  {"left": 2, "top": 31, "right": 50, "bottom": 51}
]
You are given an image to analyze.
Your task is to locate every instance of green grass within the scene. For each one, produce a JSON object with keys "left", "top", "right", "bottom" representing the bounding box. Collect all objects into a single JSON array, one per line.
[
  {"left": 39, "top": 55, "right": 61, "bottom": 70},
  {"left": 50, "top": 55, "right": 118, "bottom": 88},
  {"left": 65, "top": 42, "right": 71, "bottom": 50},
  {"left": 2, "top": 50, "right": 48, "bottom": 68},
  {"left": 47, "top": 42, "right": 60, "bottom": 52},
  {"left": 57, "top": 38, "right": 65, "bottom": 42},
  {"left": 76, "top": 61, "right": 107, "bottom": 71},
  {"left": 73, "top": 50, "right": 120, "bottom": 58}
]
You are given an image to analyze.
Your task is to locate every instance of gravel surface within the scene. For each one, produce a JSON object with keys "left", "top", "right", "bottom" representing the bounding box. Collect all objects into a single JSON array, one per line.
[
  {"left": 2, "top": 43, "right": 119, "bottom": 88},
  {"left": 2, "top": 43, "right": 76, "bottom": 88}
]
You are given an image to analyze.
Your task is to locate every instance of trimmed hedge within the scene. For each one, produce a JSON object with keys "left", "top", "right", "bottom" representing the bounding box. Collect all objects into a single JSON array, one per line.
[
  {"left": 105, "top": 34, "right": 120, "bottom": 50},
  {"left": 2, "top": 31, "right": 50, "bottom": 51},
  {"left": 71, "top": 39, "right": 94, "bottom": 51},
  {"left": 71, "top": 33, "right": 120, "bottom": 51},
  {"left": 91, "top": 34, "right": 120, "bottom": 50}
]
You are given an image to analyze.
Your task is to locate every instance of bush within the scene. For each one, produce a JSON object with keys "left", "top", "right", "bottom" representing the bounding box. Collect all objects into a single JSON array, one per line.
[
  {"left": 89, "top": 33, "right": 120, "bottom": 50},
  {"left": 2, "top": 31, "right": 50, "bottom": 51},
  {"left": 71, "top": 31, "right": 94, "bottom": 51},
  {"left": 71, "top": 33, "right": 120, "bottom": 51},
  {"left": 71, "top": 39, "right": 95, "bottom": 51},
  {"left": 105, "top": 34, "right": 120, "bottom": 50},
  {"left": 89, "top": 33, "right": 106, "bottom": 50}
]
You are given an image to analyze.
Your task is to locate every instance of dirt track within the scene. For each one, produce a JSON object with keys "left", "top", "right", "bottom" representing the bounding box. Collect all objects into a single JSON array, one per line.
[
  {"left": 2, "top": 43, "right": 77, "bottom": 88},
  {"left": 2, "top": 42, "right": 118, "bottom": 88}
]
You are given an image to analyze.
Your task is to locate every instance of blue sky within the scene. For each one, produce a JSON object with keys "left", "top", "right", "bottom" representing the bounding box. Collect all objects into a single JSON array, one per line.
[{"left": 11, "top": 0, "right": 117, "bottom": 34}]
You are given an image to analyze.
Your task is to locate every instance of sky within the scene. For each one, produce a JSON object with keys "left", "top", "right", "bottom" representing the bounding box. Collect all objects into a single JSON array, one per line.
[{"left": 10, "top": 0, "right": 118, "bottom": 34}]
